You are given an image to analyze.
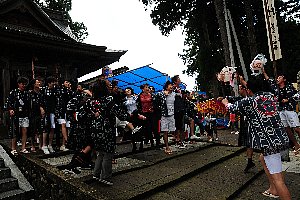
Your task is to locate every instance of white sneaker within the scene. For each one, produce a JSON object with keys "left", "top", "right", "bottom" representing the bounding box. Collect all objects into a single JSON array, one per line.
[
  {"left": 99, "top": 179, "right": 113, "bottom": 186},
  {"left": 230, "top": 131, "right": 236, "bottom": 134},
  {"left": 178, "top": 143, "right": 187, "bottom": 149},
  {"left": 132, "top": 126, "right": 142, "bottom": 134},
  {"left": 48, "top": 145, "right": 55, "bottom": 153},
  {"left": 60, "top": 145, "right": 69, "bottom": 151},
  {"left": 190, "top": 135, "right": 200, "bottom": 140},
  {"left": 235, "top": 131, "right": 239, "bottom": 135},
  {"left": 42, "top": 146, "right": 50, "bottom": 154}
]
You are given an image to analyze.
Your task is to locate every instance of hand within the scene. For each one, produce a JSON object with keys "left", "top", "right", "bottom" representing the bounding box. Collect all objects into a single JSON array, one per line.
[
  {"left": 282, "top": 99, "right": 288, "bottom": 103},
  {"left": 9, "top": 110, "right": 14, "bottom": 116},
  {"left": 40, "top": 107, "right": 45, "bottom": 117},
  {"left": 84, "top": 90, "right": 92, "bottom": 96},
  {"left": 217, "top": 97, "right": 223, "bottom": 101},
  {"left": 138, "top": 114, "right": 147, "bottom": 120},
  {"left": 222, "top": 98, "right": 229, "bottom": 106},
  {"left": 94, "top": 112, "right": 100, "bottom": 118}
]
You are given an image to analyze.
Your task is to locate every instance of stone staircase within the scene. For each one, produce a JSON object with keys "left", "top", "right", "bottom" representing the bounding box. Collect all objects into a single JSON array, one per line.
[
  {"left": 84, "top": 144, "right": 263, "bottom": 200},
  {"left": 0, "top": 145, "right": 34, "bottom": 200},
  {"left": 36, "top": 140, "right": 266, "bottom": 200}
]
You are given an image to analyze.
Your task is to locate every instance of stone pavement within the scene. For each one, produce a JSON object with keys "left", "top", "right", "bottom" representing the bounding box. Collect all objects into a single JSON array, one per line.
[
  {"left": 282, "top": 151, "right": 300, "bottom": 173},
  {"left": 236, "top": 151, "right": 300, "bottom": 200},
  {"left": 1, "top": 129, "right": 300, "bottom": 199}
]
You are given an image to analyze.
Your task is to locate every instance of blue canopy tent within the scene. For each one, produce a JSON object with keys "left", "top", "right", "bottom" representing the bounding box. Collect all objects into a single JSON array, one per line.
[{"left": 107, "top": 65, "right": 186, "bottom": 93}]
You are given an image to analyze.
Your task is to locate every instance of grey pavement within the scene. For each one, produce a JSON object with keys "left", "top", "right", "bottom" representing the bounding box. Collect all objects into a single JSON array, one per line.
[{"left": 1, "top": 129, "right": 300, "bottom": 199}]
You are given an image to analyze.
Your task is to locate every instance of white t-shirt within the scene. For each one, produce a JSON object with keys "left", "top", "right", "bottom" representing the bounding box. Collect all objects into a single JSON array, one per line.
[{"left": 166, "top": 92, "right": 176, "bottom": 116}]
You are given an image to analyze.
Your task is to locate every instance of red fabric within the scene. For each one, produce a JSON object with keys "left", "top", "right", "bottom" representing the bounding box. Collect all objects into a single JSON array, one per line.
[
  {"left": 230, "top": 113, "right": 236, "bottom": 122},
  {"left": 158, "top": 120, "right": 161, "bottom": 133},
  {"left": 140, "top": 93, "right": 154, "bottom": 113}
]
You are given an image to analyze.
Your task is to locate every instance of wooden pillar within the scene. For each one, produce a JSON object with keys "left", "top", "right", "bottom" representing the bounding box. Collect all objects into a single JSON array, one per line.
[
  {"left": 0, "top": 57, "right": 10, "bottom": 108},
  {"left": 297, "top": 71, "right": 300, "bottom": 113}
]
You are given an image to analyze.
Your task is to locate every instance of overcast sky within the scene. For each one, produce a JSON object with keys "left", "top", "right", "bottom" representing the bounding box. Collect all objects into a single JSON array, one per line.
[{"left": 70, "top": 0, "right": 196, "bottom": 90}]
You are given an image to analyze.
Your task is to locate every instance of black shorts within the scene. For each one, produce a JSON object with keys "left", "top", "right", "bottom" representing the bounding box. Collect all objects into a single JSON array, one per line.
[
  {"left": 183, "top": 115, "right": 192, "bottom": 125},
  {"left": 174, "top": 112, "right": 184, "bottom": 130},
  {"left": 29, "top": 116, "right": 43, "bottom": 136}
]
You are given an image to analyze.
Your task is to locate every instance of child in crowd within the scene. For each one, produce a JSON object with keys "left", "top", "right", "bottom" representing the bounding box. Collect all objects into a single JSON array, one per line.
[{"left": 205, "top": 109, "right": 218, "bottom": 141}]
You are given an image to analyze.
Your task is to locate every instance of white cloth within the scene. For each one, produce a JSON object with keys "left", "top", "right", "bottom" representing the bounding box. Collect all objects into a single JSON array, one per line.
[
  {"left": 263, "top": 153, "right": 282, "bottom": 174},
  {"left": 57, "top": 114, "right": 70, "bottom": 128},
  {"left": 160, "top": 115, "right": 176, "bottom": 132},
  {"left": 19, "top": 117, "right": 29, "bottom": 128},
  {"left": 279, "top": 110, "right": 300, "bottom": 128}
]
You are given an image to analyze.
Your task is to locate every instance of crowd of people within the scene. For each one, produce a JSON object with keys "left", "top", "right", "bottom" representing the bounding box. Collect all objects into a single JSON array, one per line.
[
  {"left": 3, "top": 62, "right": 300, "bottom": 199},
  {"left": 4, "top": 74, "right": 206, "bottom": 185}
]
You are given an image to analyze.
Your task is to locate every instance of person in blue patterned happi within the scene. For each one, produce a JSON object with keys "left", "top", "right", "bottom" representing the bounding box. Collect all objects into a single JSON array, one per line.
[{"left": 222, "top": 76, "right": 291, "bottom": 199}]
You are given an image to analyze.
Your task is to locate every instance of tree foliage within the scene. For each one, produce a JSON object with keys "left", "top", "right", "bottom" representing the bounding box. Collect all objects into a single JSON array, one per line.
[
  {"left": 34, "top": 0, "right": 88, "bottom": 42},
  {"left": 141, "top": 0, "right": 300, "bottom": 95}
]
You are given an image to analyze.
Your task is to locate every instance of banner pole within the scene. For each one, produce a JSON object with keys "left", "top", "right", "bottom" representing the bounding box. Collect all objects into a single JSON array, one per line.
[{"left": 263, "top": 0, "right": 277, "bottom": 77}]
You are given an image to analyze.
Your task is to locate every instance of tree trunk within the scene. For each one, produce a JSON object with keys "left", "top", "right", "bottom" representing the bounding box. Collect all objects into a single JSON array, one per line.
[
  {"left": 199, "top": 2, "right": 211, "bottom": 46},
  {"left": 214, "top": 0, "right": 231, "bottom": 66},
  {"left": 245, "top": 0, "right": 258, "bottom": 58}
]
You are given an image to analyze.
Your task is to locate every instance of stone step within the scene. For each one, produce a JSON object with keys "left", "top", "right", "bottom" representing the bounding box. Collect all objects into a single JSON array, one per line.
[
  {"left": 48, "top": 142, "right": 214, "bottom": 180},
  {"left": 87, "top": 145, "right": 250, "bottom": 200},
  {"left": 0, "top": 158, "right": 4, "bottom": 168},
  {"left": 144, "top": 151, "right": 263, "bottom": 200},
  {"left": 0, "top": 178, "right": 19, "bottom": 193},
  {"left": 0, "top": 189, "right": 25, "bottom": 200},
  {"left": 0, "top": 168, "right": 11, "bottom": 180}
]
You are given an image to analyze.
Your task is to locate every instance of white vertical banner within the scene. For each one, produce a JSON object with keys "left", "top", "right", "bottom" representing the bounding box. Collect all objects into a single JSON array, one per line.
[{"left": 263, "top": 0, "right": 282, "bottom": 61}]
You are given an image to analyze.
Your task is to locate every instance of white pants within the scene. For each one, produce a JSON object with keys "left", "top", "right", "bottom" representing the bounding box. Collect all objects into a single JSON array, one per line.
[
  {"left": 264, "top": 153, "right": 282, "bottom": 174},
  {"left": 279, "top": 110, "right": 300, "bottom": 128},
  {"left": 19, "top": 117, "right": 29, "bottom": 128}
]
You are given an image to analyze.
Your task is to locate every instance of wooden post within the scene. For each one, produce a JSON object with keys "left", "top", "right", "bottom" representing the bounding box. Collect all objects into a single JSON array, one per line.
[
  {"left": 224, "top": 0, "right": 235, "bottom": 69},
  {"left": 227, "top": 9, "right": 248, "bottom": 82},
  {"left": 263, "top": 0, "right": 277, "bottom": 78},
  {"left": 297, "top": 71, "right": 300, "bottom": 113},
  {"left": 31, "top": 57, "right": 35, "bottom": 79}
]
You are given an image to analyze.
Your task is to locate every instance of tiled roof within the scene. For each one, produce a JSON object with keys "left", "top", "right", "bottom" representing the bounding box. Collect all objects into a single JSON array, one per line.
[
  {"left": 0, "top": 21, "right": 68, "bottom": 41},
  {"left": 52, "top": 19, "right": 78, "bottom": 41},
  {"left": 0, "top": 0, "right": 78, "bottom": 41},
  {"left": 31, "top": 1, "right": 79, "bottom": 41}
]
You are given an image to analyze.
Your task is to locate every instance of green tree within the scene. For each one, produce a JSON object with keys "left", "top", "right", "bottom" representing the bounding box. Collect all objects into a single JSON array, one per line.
[
  {"left": 140, "top": 0, "right": 227, "bottom": 96},
  {"left": 141, "top": 0, "right": 300, "bottom": 95},
  {"left": 34, "top": 0, "right": 88, "bottom": 42}
]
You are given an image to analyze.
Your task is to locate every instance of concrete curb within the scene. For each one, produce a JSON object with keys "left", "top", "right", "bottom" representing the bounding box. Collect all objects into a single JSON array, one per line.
[{"left": 0, "top": 144, "right": 34, "bottom": 195}]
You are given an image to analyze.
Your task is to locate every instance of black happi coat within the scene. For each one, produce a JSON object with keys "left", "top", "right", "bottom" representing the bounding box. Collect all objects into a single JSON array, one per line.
[
  {"left": 228, "top": 91, "right": 289, "bottom": 156},
  {"left": 6, "top": 89, "right": 30, "bottom": 138},
  {"left": 78, "top": 96, "right": 129, "bottom": 153},
  {"left": 267, "top": 79, "right": 298, "bottom": 111},
  {"left": 66, "top": 93, "right": 91, "bottom": 150},
  {"left": 6, "top": 89, "right": 31, "bottom": 117},
  {"left": 40, "top": 86, "right": 57, "bottom": 114},
  {"left": 55, "top": 86, "right": 74, "bottom": 119},
  {"left": 155, "top": 92, "right": 169, "bottom": 117},
  {"left": 184, "top": 99, "right": 197, "bottom": 119},
  {"left": 28, "top": 89, "right": 44, "bottom": 136}
]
